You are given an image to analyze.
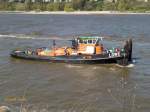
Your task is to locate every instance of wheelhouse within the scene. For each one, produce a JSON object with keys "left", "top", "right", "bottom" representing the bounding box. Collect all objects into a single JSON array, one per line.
[{"left": 76, "top": 36, "right": 104, "bottom": 55}]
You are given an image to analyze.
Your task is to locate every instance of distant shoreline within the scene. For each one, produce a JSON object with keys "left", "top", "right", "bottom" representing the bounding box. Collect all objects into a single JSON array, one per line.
[{"left": 0, "top": 11, "right": 150, "bottom": 15}]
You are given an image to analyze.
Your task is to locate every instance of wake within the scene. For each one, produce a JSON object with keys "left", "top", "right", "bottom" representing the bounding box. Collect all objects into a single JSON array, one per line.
[{"left": 0, "top": 34, "right": 66, "bottom": 40}]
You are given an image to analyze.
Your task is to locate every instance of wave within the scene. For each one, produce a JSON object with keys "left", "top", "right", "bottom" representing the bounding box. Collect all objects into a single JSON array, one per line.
[
  {"left": 126, "top": 64, "right": 135, "bottom": 68},
  {"left": 0, "top": 34, "right": 69, "bottom": 40},
  {"left": 116, "top": 63, "right": 135, "bottom": 68},
  {"left": 0, "top": 34, "right": 16, "bottom": 38}
]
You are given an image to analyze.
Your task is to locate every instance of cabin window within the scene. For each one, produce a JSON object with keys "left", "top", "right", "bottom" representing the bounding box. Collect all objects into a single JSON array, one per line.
[
  {"left": 83, "top": 40, "right": 87, "bottom": 44},
  {"left": 92, "top": 40, "right": 96, "bottom": 44},
  {"left": 88, "top": 40, "right": 92, "bottom": 44},
  {"left": 78, "top": 37, "right": 100, "bottom": 44},
  {"left": 79, "top": 39, "right": 83, "bottom": 43}
]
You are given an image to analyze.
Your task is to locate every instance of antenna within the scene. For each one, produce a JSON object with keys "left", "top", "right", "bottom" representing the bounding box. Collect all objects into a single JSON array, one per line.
[{"left": 99, "top": 36, "right": 104, "bottom": 41}]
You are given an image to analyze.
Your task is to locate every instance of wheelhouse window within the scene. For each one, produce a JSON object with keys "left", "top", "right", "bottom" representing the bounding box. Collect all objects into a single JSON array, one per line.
[
  {"left": 83, "top": 40, "right": 87, "bottom": 44},
  {"left": 77, "top": 36, "right": 101, "bottom": 45},
  {"left": 88, "top": 40, "right": 92, "bottom": 44},
  {"left": 79, "top": 39, "right": 83, "bottom": 43},
  {"left": 92, "top": 39, "right": 96, "bottom": 44}
]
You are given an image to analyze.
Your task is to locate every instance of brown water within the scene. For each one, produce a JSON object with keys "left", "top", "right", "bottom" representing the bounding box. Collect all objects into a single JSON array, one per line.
[{"left": 0, "top": 14, "right": 150, "bottom": 112}]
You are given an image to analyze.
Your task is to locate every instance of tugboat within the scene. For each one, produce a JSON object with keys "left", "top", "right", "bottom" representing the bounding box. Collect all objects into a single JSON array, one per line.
[{"left": 10, "top": 36, "right": 132, "bottom": 66}]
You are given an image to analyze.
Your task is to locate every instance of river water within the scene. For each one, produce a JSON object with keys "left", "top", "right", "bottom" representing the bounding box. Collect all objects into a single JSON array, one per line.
[{"left": 0, "top": 14, "right": 150, "bottom": 112}]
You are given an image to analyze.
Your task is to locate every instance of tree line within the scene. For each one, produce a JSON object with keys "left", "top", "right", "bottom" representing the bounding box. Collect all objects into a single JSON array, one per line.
[{"left": 0, "top": 0, "right": 150, "bottom": 12}]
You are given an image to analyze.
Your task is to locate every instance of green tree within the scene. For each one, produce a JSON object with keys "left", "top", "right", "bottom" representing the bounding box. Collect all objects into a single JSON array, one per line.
[
  {"left": 127, "top": 0, "right": 150, "bottom": 11},
  {"left": 59, "top": 2, "right": 65, "bottom": 11},
  {"left": 31, "top": 3, "right": 41, "bottom": 11},
  {"left": 0, "top": 0, "right": 9, "bottom": 10},
  {"left": 40, "top": 2, "right": 47, "bottom": 11},
  {"left": 7, "top": 3, "right": 15, "bottom": 11},
  {"left": 72, "top": 0, "right": 86, "bottom": 10},
  {"left": 64, "top": 3, "right": 74, "bottom": 12},
  {"left": 95, "top": 1, "right": 104, "bottom": 11},
  {"left": 84, "top": 1, "right": 96, "bottom": 11},
  {"left": 25, "top": 0, "right": 32, "bottom": 11},
  {"left": 46, "top": 3, "right": 54, "bottom": 11},
  {"left": 117, "top": 0, "right": 128, "bottom": 11},
  {"left": 33, "top": 0, "right": 45, "bottom": 11},
  {"left": 102, "top": 2, "right": 116, "bottom": 11},
  {"left": 15, "top": 3, "right": 26, "bottom": 11},
  {"left": 53, "top": 3, "right": 60, "bottom": 11}
]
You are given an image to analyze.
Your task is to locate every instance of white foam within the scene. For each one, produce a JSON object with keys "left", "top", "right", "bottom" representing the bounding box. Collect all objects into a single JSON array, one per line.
[
  {"left": 109, "top": 67, "right": 116, "bottom": 71},
  {"left": 0, "top": 34, "right": 16, "bottom": 38},
  {"left": 126, "top": 64, "right": 135, "bottom": 68},
  {"left": 92, "top": 66, "right": 99, "bottom": 70},
  {"left": 65, "top": 64, "right": 83, "bottom": 68},
  {"left": 116, "top": 63, "right": 135, "bottom": 68},
  {"left": 0, "top": 34, "right": 66, "bottom": 40}
]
